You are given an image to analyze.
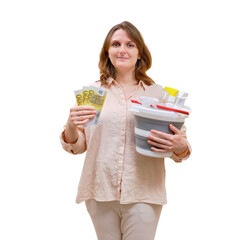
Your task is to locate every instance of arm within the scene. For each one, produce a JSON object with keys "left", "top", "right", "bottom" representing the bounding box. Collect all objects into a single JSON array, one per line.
[
  {"left": 147, "top": 124, "right": 191, "bottom": 162},
  {"left": 60, "top": 106, "right": 96, "bottom": 155}
]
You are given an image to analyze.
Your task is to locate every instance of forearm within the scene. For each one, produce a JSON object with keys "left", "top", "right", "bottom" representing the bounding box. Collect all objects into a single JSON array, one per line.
[
  {"left": 60, "top": 105, "right": 92, "bottom": 154},
  {"left": 63, "top": 124, "right": 79, "bottom": 144},
  {"left": 60, "top": 124, "right": 87, "bottom": 154}
]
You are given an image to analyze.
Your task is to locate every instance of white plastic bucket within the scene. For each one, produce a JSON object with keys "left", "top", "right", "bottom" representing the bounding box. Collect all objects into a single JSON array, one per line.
[{"left": 130, "top": 97, "right": 190, "bottom": 158}]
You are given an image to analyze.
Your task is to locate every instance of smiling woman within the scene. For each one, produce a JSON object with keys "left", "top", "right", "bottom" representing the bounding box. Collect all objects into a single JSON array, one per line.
[
  {"left": 108, "top": 29, "right": 140, "bottom": 74},
  {"left": 60, "top": 20, "right": 191, "bottom": 240},
  {"left": 98, "top": 21, "right": 154, "bottom": 85}
]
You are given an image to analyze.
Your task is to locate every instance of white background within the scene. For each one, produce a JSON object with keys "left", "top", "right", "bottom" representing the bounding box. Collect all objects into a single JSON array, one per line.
[{"left": 0, "top": 0, "right": 239, "bottom": 239}]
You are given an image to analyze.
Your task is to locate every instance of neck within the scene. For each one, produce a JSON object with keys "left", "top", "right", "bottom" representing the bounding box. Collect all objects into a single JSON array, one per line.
[{"left": 115, "top": 70, "right": 138, "bottom": 86}]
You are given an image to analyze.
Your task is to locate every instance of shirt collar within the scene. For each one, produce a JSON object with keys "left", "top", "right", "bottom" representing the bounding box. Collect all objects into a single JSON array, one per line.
[
  {"left": 139, "top": 80, "right": 146, "bottom": 90},
  {"left": 106, "top": 77, "right": 115, "bottom": 86},
  {"left": 106, "top": 77, "right": 146, "bottom": 90}
]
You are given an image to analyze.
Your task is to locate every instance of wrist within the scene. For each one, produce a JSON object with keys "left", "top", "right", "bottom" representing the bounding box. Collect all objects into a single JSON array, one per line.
[
  {"left": 64, "top": 124, "right": 79, "bottom": 144},
  {"left": 174, "top": 146, "right": 189, "bottom": 157},
  {"left": 66, "top": 122, "right": 76, "bottom": 131}
]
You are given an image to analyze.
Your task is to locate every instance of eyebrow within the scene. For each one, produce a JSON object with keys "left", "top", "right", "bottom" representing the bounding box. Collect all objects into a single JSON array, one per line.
[{"left": 110, "top": 40, "right": 135, "bottom": 44}]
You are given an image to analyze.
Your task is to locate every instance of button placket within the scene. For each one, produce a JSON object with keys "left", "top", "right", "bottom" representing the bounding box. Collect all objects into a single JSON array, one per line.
[{"left": 115, "top": 84, "right": 127, "bottom": 195}]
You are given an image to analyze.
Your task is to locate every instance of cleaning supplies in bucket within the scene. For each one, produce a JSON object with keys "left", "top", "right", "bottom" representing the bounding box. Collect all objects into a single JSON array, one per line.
[
  {"left": 162, "top": 86, "right": 189, "bottom": 109},
  {"left": 130, "top": 87, "right": 191, "bottom": 158}
]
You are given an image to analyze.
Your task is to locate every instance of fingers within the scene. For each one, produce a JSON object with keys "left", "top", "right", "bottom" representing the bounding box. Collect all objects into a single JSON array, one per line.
[
  {"left": 70, "top": 106, "right": 96, "bottom": 115},
  {"left": 148, "top": 125, "right": 186, "bottom": 153},
  {"left": 71, "top": 114, "right": 96, "bottom": 125},
  {"left": 169, "top": 124, "right": 180, "bottom": 134},
  {"left": 150, "top": 146, "right": 170, "bottom": 153},
  {"left": 69, "top": 106, "right": 97, "bottom": 127},
  {"left": 150, "top": 129, "right": 174, "bottom": 141},
  {"left": 70, "top": 110, "right": 97, "bottom": 117},
  {"left": 148, "top": 126, "right": 177, "bottom": 152},
  {"left": 71, "top": 105, "right": 95, "bottom": 111},
  {"left": 70, "top": 106, "right": 96, "bottom": 117},
  {"left": 150, "top": 124, "right": 180, "bottom": 137},
  {"left": 147, "top": 138, "right": 173, "bottom": 152},
  {"left": 72, "top": 118, "right": 90, "bottom": 126},
  {"left": 147, "top": 134, "right": 172, "bottom": 146}
]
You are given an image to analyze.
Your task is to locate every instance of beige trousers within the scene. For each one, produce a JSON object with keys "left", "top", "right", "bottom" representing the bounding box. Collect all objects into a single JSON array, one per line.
[{"left": 85, "top": 199, "right": 162, "bottom": 240}]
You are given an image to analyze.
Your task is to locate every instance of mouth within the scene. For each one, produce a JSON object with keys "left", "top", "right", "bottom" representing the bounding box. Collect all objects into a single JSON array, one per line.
[{"left": 117, "top": 57, "right": 129, "bottom": 60}]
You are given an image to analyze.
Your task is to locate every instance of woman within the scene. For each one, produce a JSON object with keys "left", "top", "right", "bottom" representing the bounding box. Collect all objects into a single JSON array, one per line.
[{"left": 60, "top": 21, "right": 191, "bottom": 240}]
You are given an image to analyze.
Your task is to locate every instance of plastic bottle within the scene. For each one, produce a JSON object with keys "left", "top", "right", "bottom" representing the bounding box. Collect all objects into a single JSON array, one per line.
[{"left": 164, "top": 87, "right": 179, "bottom": 107}]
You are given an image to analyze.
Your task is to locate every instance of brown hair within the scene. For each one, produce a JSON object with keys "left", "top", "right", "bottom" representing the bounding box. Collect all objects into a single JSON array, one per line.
[{"left": 98, "top": 21, "right": 154, "bottom": 86}]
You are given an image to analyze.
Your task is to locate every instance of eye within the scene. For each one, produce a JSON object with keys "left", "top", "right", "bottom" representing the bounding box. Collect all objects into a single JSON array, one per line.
[
  {"left": 112, "top": 42, "right": 120, "bottom": 47},
  {"left": 128, "top": 42, "right": 135, "bottom": 47}
]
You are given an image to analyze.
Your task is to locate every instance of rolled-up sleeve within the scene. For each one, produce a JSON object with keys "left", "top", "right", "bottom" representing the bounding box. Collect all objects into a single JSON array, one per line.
[{"left": 60, "top": 126, "right": 87, "bottom": 155}]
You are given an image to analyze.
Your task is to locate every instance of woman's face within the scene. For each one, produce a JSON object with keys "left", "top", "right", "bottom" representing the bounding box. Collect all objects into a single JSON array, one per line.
[{"left": 108, "top": 29, "right": 140, "bottom": 74}]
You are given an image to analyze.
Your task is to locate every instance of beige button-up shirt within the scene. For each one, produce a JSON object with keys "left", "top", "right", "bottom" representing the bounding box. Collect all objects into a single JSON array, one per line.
[{"left": 60, "top": 78, "right": 191, "bottom": 205}]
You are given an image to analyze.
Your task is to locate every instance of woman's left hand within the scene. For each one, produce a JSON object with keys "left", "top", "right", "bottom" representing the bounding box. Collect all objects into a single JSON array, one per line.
[{"left": 147, "top": 124, "right": 188, "bottom": 155}]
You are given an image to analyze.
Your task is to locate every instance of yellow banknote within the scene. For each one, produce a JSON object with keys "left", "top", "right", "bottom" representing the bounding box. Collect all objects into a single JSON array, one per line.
[{"left": 74, "top": 86, "right": 107, "bottom": 126}]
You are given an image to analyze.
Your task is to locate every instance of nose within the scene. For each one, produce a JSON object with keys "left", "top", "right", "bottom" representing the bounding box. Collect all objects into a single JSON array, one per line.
[{"left": 119, "top": 44, "right": 126, "bottom": 54}]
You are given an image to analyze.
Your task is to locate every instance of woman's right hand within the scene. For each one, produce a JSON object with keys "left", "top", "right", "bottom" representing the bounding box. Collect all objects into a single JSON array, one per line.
[
  {"left": 64, "top": 106, "right": 96, "bottom": 144},
  {"left": 67, "top": 106, "right": 97, "bottom": 129}
]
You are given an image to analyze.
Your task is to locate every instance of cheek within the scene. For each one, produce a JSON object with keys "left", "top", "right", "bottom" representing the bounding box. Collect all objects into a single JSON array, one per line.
[
  {"left": 108, "top": 50, "right": 112, "bottom": 58},
  {"left": 131, "top": 49, "right": 140, "bottom": 59},
  {"left": 108, "top": 49, "right": 116, "bottom": 60}
]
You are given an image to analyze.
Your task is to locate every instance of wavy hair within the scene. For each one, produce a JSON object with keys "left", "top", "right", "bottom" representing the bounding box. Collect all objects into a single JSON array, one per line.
[{"left": 98, "top": 21, "right": 154, "bottom": 86}]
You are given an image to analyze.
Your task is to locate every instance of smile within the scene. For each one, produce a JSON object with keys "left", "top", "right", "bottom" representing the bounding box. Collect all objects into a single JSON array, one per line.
[{"left": 117, "top": 57, "right": 129, "bottom": 60}]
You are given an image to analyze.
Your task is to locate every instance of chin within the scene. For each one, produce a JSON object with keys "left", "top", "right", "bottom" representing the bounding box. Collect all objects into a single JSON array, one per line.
[{"left": 115, "top": 64, "right": 135, "bottom": 71}]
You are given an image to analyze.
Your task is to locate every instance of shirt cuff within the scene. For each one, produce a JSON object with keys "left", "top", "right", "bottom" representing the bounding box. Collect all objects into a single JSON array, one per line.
[
  {"left": 171, "top": 142, "right": 192, "bottom": 163},
  {"left": 60, "top": 130, "right": 84, "bottom": 154}
]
